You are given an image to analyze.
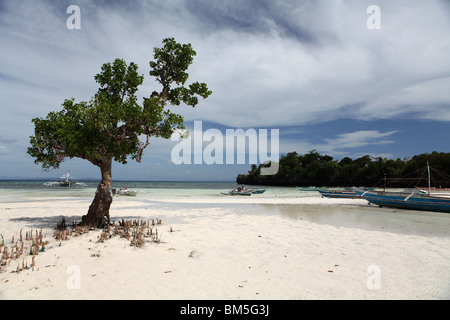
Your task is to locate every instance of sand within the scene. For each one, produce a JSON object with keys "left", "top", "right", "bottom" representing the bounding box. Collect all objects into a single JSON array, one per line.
[{"left": 1, "top": 194, "right": 449, "bottom": 300}]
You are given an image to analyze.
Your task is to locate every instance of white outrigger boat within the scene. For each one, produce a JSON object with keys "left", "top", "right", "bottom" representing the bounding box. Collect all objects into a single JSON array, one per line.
[
  {"left": 115, "top": 188, "right": 138, "bottom": 196},
  {"left": 222, "top": 188, "right": 253, "bottom": 196},
  {"left": 354, "top": 162, "right": 450, "bottom": 213},
  {"left": 221, "top": 185, "right": 266, "bottom": 196},
  {"left": 43, "top": 171, "right": 86, "bottom": 187}
]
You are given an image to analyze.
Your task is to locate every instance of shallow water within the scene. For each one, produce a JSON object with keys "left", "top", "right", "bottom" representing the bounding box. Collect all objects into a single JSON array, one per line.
[
  {"left": 0, "top": 180, "right": 314, "bottom": 203},
  {"left": 1, "top": 180, "right": 449, "bottom": 239},
  {"left": 251, "top": 203, "right": 450, "bottom": 237}
]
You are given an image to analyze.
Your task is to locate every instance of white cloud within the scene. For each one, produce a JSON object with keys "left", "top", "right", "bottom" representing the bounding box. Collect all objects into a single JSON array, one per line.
[
  {"left": 0, "top": 146, "right": 10, "bottom": 155},
  {"left": 179, "top": 0, "right": 450, "bottom": 127},
  {"left": 322, "top": 130, "right": 398, "bottom": 150},
  {"left": 0, "top": 136, "right": 17, "bottom": 144},
  {"left": 361, "top": 77, "right": 450, "bottom": 121},
  {"left": 0, "top": 0, "right": 449, "bottom": 178},
  {"left": 278, "top": 130, "right": 399, "bottom": 159},
  {"left": 2, "top": 0, "right": 449, "bottom": 128}
]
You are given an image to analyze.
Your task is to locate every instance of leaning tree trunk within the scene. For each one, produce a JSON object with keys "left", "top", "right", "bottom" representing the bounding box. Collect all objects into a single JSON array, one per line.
[{"left": 81, "top": 158, "right": 113, "bottom": 228}]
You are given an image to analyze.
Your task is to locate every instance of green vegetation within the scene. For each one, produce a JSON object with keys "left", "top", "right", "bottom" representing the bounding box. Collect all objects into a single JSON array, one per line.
[
  {"left": 28, "top": 38, "right": 211, "bottom": 227},
  {"left": 237, "top": 151, "right": 450, "bottom": 188}
]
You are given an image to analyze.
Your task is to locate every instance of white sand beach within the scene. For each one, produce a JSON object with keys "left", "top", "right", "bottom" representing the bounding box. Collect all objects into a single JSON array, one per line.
[{"left": 1, "top": 192, "right": 449, "bottom": 300}]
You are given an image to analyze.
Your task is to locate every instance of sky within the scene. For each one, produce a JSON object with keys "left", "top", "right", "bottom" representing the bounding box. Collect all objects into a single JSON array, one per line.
[{"left": 0, "top": 0, "right": 449, "bottom": 181}]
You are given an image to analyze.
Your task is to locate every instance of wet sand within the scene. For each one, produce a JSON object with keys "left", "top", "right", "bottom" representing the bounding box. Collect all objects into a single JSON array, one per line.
[{"left": 1, "top": 195, "right": 449, "bottom": 299}]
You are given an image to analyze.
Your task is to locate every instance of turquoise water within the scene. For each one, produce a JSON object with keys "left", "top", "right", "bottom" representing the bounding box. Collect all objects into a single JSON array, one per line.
[
  {"left": 2, "top": 180, "right": 449, "bottom": 238},
  {"left": 0, "top": 180, "right": 299, "bottom": 202},
  {"left": 0, "top": 180, "right": 237, "bottom": 191}
]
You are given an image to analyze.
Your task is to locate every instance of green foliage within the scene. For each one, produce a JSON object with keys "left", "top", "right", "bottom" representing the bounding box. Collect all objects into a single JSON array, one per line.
[
  {"left": 150, "top": 38, "right": 212, "bottom": 106},
  {"left": 28, "top": 38, "right": 211, "bottom": 171},
  {"left": 238, "top": 151, "right": 450, "bottom": 187}
]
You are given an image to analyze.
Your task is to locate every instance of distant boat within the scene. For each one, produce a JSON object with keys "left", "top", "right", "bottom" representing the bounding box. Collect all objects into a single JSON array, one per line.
[
  {"left": 297, "top": 186, "right": 318, "bottom": 191},
  {"left": 415, "top": 187, "right": 450, "bottom": 197},
  {"left": 115, "top": 188, "right": 138, "bottom": 196},
  {"left": 354, "top": 162, "right": 450, "bottom": 213},
  {"left": 229, "top": 190, "right": 252, "bottom": 196},
  {"left": 249, "top": 188, "right": 266, "bottom": 194},
  {"left": 222, "top": 189, "right": 253, "bottom": 196},
  {"left": 222, "top": 186, "right": 253, "bottom": 196},
  {"left": 59, "top": 171, "right": 75, "bottom": 187},
  {"left": 317, "top": 188, "right": 362, "bottom": 199},
  {"left": 222, "top": 185, "right": 265, "bottom": 196},
  {"left": 44, "top": 170, "right": 86, "bottom": 187}
]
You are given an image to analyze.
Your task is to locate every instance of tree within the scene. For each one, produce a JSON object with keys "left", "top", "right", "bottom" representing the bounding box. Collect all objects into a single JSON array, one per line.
[
  {"left": 27, "top": 38, "right": 212, "bottom": 227},
  {"left": 237, "top": 150, "right": 450, "bottom": 187}
]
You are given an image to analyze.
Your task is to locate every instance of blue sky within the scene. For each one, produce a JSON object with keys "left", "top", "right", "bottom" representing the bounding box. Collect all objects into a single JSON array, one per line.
[{"left": 0, "top": 0, "right": 449, "bottom": 181}]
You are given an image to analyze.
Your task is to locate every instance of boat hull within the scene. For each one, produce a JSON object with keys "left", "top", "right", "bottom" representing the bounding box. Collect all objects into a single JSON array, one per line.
[
  {"left": 354, "top": 188, "right": 450, "bottom": 213},
  {"left": 115, "top": 188, "right": 138, "bottom": 196},
  {"left": 250, "top": 189, "right": 265, "bottom": 194},
  {"left": 317, "top": 189, "right": 361, "bottom": 199},
  {"left": 231, "top": 192, "right": 252, "bottom": 196},
  {"left": 222, "top": 191, "right": 252, "bottom": 196},
  {"left": 297, "top": 187, "right": 317, "bottom": 191},
  {"left": 117, "top": 192, "right": 137, "bottom": 196}
]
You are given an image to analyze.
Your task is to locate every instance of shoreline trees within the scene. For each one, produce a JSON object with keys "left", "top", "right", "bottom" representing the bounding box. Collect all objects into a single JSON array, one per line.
[{"left": 237, "top": 151, "right": 450, "bottom": 188}]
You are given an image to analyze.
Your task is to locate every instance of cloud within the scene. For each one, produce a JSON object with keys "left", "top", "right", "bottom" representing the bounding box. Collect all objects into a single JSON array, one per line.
[
  {"left": 0, "top": 136, "right": 18, "bottom": 144},
  {"left": 0, "top": 136, "right": 17, "bottom": 156},
  {"left": 361, "top": 77, "right": 450, "bottom": 121},
  {"left": 322, "top": 130, "right": 398, "bottom": 150},
  {"left": 278, "top": 129, "right": 399, "bottom": 159},
  {"left": 178, "top": 0, "right": 450, "bottom": 127},
  {"left": 185, "top": 0, "right": 318, "bottom": 43},
  {"left": 0, "top": 146, "right": 10, "bottom": 155},
  {"left": 2, "top": 0, "right": 449, "bottom": 129},
  {"left": 0, "top": 0, "right": 449, "bottom": 178}
]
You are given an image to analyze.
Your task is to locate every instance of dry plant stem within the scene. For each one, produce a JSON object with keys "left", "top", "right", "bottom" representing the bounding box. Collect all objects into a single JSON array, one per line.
[
  {"left": 1, "top": 217, "right": 168, "bottom": 274},
  {"left": 1, "top": 229, "right": 49, "bottom": 273}
]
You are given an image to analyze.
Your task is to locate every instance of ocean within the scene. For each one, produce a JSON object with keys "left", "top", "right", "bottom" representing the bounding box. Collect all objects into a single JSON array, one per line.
[
  {"left": 1, "top": 179, "right": 449, "bottom": 238},
  {"left": 0, "top": 180, "right": 240, "bottom": 201},
  {"left": 0, "top": 179, "right": 304, "bottom": 203}
]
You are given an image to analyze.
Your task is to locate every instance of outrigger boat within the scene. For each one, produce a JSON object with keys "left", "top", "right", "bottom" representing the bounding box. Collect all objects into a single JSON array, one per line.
[
  {"left": 354, "top": 187, "right": 450, "bottom": 213},
  {"left": 43, "top": 170, "right": 86, "bottom": 187},
  {"left": 249, "top": 188, "right": 266, "bottom": 194},
  {"left": 298, "top": 186, "right": 331, "bottom": 191},
  {"left": 222, "top": 185, "right": 265, "bottom": 196},
  {"left": 297, "top": 186, "right": 318, "bottom": 191},
  {"left": 317, "top": 188, "right": 362, "bottom": 199},
  {"left": 354, "top": 162, "right": 450, "bottom": 213},
  {"left": 115, "top": 188, "right": 138, "bottom": 196},
  {"left": 415, "top": 187, "right": 450, "bottom": 197},
  {"left": 222, "top": 188, "right": 253, "bottom": 196}
]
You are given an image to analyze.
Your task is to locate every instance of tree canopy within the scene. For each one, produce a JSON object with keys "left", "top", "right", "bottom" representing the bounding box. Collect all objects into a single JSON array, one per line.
[
  {"left": 237, "top": 151, "right": 450, "bottom": 188},
  {"left": 28, "top": 38, "right": 211, "bottom": 171},
  {"left": 27, "top": 38, "right": 212, "bottom": 227}
]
